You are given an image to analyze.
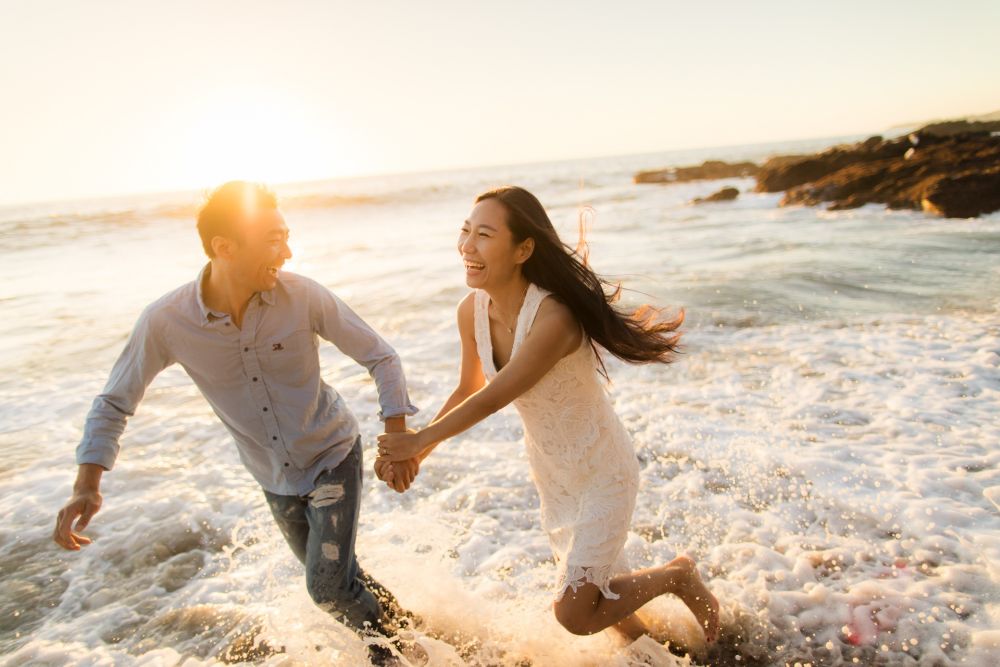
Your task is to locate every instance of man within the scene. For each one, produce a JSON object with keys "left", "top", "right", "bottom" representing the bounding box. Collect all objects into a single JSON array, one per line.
[{"left": 53, "top": 181, "right": 422, "bottom": 657}]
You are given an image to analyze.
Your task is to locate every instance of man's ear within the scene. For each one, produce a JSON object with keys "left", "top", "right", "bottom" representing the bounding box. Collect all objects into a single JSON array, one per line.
[
  {"left": 516, "top": 237, "right": 535, "bottom": 265},
  {"left": 210, "top": 235, "right": 236, "bottom": 259}
]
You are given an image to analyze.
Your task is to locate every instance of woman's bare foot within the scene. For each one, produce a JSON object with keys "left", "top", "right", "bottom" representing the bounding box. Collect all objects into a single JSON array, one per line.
[{"left": 666, "top": 555, "right": 719, "bottom": 643}]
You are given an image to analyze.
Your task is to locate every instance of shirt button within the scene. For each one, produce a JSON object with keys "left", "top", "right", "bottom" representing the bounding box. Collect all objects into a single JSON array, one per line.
[
  {"left": 262, "top": 407, "right": 268, "bottom": 412},
  {"left": 272, "top": 436, "right": 277, "bottom": 441},
  {"left": 243, "top": 346, "right": 249, "bottom": 352},
  {"left": 252, "top": 377, "right": 258, "bottom": 382},
  {"left": 284, "top": 462, "right": 290, "bottom": 467},
  {"left": 224, "top": 322, "right": 231, "bottom": 327}
]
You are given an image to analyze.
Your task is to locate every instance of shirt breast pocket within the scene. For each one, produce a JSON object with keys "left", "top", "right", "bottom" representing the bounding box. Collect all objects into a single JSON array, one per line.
[{"left": 260, "top": 329, "right": 318, "bottom": 388}]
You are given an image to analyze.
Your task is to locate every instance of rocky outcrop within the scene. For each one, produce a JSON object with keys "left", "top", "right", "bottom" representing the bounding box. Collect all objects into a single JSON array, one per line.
[
  {"left": 635, "top": 160, "right": 758, "bottom": 184},
  {"left": 632, "top": 118, "right": 1000, "bottom": 218},
  {"left": 918, "top": 119, "right": 1000, "bottom": 137},
  {"left": 774, "top": 131, "right": 1000, "bottom": 218},
  {"left": 754, "top": 136, "right": 908, "bottom": 193},
  {"left": 691, "top": 187, "right": 740, "bottom": 204},
  {"left": 919, "top": 171, "right": 1000, "bottom": 218}
]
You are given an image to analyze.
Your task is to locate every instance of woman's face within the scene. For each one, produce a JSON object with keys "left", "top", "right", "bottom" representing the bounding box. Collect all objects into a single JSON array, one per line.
[{"left": 458, "top": 198, "right": 531, "bottom": 289}]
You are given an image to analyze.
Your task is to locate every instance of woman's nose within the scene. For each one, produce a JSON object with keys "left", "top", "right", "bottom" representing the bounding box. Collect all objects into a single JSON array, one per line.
[{"left": 459, "top": 234, "right": 475, "bottom": 254}]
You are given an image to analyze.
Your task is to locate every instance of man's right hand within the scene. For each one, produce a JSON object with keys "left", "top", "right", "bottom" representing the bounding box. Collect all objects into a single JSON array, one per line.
[
  {"left": 374, "top": 456, "right": 419, "bottom": 493},
  {"left": 54, "top": 464, "right": 104, "bottom": 550}
]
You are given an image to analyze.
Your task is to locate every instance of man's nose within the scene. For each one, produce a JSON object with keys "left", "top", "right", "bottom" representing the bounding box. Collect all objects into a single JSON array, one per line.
[{"left": 282, "top": 241, "right": 293, "bottom": 260}]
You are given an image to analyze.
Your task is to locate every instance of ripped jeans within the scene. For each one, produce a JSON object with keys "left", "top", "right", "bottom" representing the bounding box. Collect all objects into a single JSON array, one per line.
[{"left": 263, "top": 437, "right": 400, "bottom": 635}]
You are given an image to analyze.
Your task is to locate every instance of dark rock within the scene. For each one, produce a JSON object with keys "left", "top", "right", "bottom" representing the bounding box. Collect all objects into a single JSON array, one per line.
[
  {"left": 918, "top": 119, "right": 1000, "bottom": 137},
  {"left": 777, "top": 131, "right": 1000, "bottom": 218},
  {"left": 755, "top": 136, "right": 908, "bottom": 193},
  {"left": 635, "top": 160, "right": 759, "bottom": 184},
  {"left": 920, "top": 169, "right": 1000, "bottom": 218},
  {"left": 692, "top": 187, "right": 740, "bottom": 205}
]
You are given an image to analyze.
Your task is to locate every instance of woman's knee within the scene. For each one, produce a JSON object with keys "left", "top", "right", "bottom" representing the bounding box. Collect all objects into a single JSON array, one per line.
[{"left": 553, "top": 603, "right": 596, "bottom": 636}]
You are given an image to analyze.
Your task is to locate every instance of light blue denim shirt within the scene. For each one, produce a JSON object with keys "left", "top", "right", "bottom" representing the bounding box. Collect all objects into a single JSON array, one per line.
[{"left": 76, "top": 264, "right": 418, "bottom": 495}]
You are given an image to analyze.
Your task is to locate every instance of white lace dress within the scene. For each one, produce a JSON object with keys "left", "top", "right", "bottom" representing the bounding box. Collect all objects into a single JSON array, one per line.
[{"left": 474, "top": 283, "right": 640, "bottom": 600}]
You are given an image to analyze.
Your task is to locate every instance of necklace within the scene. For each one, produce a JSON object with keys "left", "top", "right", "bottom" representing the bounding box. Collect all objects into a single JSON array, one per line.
[{"left": 492, "top": 284, "right": 529, "bottom": 334}]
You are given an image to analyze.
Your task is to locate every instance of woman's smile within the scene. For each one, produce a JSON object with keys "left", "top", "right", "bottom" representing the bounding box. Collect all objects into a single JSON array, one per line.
[{"left": 463, "top": 258, "right": 485, "bottom": 277}]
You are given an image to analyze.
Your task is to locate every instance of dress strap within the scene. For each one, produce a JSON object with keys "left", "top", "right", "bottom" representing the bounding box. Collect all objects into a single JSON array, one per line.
[
  {"left": 513, "top": 283, "right": 553, "bottom": 353},
  {"left": 472, "top": 289, "right": 495, "bottom": 375}
]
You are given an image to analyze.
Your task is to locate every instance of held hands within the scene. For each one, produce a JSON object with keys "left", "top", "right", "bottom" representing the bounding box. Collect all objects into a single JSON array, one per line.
[
  {"left": 376, "top": 430, "right": 428, "bottom": 462},
  {"left": 374, "top": 425, "right": 423, "bottom": 493},
  {"left": 374, "top": 430, "right": 429, "bottom": 492},
  {"left": 374, "top": 455, "right": 420, "bottom": 493}
]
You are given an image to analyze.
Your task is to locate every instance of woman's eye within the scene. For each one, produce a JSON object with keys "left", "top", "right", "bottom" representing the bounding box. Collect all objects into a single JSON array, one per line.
[{"left": 478, "top": 232, "right": 490, "bottom": 238}]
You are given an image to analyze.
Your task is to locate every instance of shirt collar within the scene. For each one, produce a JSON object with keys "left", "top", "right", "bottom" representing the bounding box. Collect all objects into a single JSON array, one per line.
[
  {"left": 196, "top": 262, "right": 276, "bottom": 325},
  {"left": 196, "top": 263, "right": 228, "bottom": 326}
]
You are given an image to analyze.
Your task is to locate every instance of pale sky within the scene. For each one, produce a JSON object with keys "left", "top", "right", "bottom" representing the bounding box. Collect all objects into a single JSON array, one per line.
[{"left": 1, "top": 0, "right": 998, "bottom": 206}]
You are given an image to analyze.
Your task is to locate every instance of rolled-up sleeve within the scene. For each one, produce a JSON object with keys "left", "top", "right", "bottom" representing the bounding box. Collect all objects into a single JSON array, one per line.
[
  {"left": 310, "top": 285, "right": 418, "bottom": 421},
  {"left": 76, "top": 305, "right": 174, "bottom": 470}
]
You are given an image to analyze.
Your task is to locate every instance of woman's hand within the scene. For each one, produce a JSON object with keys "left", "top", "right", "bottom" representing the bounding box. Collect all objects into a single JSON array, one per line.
[{"left": 377, "top": 430, "right": 428, "bottom": 462}]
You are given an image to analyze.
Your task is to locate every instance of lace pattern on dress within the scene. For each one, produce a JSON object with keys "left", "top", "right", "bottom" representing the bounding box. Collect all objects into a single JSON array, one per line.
[
  {"left": 473, "top": 284, "right": 639, "bottom": 603},
  {"left": 555, "top": 563, "right": 620, "bottom": 600}
]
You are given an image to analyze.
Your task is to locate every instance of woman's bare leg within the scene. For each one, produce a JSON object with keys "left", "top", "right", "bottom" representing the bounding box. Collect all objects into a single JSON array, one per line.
[
  {"left": 611, "top": 613, "right": 652, "bottom": 641},
  {"left": 553, "top": 556, "right": 719, "bottom": 641}
]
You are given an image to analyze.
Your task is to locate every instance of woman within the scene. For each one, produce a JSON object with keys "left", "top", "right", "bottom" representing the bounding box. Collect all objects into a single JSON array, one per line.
[{"left": 375, "top": 186, "right": 719, "bottom": 643}]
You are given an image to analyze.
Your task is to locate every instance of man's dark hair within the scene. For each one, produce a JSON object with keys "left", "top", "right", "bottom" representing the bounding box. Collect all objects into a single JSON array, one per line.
[{"left": 197, "top": 181, "right": 278, "bottom": 258}]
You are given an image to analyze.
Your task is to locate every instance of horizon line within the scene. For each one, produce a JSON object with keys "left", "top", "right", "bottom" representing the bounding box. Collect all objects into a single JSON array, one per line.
[{"left": 0, "top": 127, "right": 906, "bottom": 212}]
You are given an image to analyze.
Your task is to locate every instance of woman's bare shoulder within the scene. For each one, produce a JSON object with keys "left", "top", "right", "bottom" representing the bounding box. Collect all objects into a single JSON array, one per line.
[
  {"left": 534, "top": 295, "right": 583, "bottom": 352},
  {"left": 457, "top": 291, "right": 476, "bottom": 331},
  {"left": 536, "top": 295, "right": 577, "bottom": 331}
]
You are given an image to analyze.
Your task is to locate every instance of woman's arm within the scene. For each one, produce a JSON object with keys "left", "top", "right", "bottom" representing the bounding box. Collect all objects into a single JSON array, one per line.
[
  {"left": 415, "top": 292, "right": 486, "bottom": 461},
  {"left": 417, "top": 389, "right": 470, "bottom": 462},
  {"left": 379, "top": 297, "right": 581, "bottom": 461},
  {"left": 374, "top": 293, "right": 484, "bottom": 482}
]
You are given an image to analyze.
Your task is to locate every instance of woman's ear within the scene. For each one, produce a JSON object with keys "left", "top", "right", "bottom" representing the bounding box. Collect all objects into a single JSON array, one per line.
[{"left": 516, "top": 237, "right": 535, "bottom": 265}]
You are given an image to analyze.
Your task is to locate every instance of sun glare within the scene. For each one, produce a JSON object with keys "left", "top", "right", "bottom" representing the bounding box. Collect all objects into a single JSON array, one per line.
[{"left": 182, "top": 89, "right": 341, "bottom": 189}]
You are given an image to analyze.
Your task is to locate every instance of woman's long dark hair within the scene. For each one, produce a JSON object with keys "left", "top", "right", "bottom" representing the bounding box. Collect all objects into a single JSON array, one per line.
[{"left": 476, "top": 186, "right": 683, "bottom": 377}]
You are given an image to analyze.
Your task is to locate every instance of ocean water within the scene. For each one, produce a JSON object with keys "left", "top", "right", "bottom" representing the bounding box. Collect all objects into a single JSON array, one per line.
[{"left": 1, "top": 136, "right": 998, "bottom": 667}]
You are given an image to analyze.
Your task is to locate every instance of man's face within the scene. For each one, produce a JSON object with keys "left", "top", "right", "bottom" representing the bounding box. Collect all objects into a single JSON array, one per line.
[{"left": 227, "top": 208, "right": 292, "bottom": 293}]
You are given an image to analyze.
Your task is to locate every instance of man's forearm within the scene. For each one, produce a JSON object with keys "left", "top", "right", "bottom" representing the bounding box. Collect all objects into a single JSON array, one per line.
[
  {"left": 384, "top": 415, "right": 406, "bottom": 433},
  {"left": 74, "top": 463, "right": 104, "bottom": 493}
]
